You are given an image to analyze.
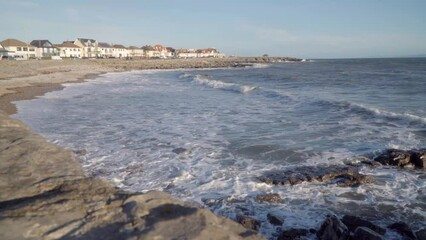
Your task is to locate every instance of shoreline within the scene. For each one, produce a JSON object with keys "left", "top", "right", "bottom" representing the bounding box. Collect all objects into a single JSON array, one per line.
[
  {"left": 0, "top": 57, "right": 298, "bottom": 115},
  {"left": 0, "top": 57, "right": 279, "bottom": 239},
  {"left": 0, "top": 57, "right": 297, "bottom": 239}
]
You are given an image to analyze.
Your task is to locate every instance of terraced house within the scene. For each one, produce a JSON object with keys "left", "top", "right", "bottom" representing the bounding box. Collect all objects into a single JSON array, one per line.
[
  {"left": 0, "top": 38, "right": 36, "bottom": 60},
  {"left": 97, "top": 42, "right": 114, "bottom": 58},
  {"left": 54, "top": 41, "right": 82, "bottom": 58},
  {"left": 30, "top": 40, "right": 60, "bottom": 59},
  {"left": 74, "top": 38, "right": 98, "bottom": 58}
]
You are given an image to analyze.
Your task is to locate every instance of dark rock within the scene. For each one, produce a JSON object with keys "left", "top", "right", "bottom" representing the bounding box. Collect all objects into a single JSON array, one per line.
[
  {"left": 278, "top": 228, "right": 309, "bottom": 240},
  {"left": 256, "top": 193, "right": 282, "bottom": 203},
  {"left": 267, "top": 213, "right": 283, "bottom": 226},
  {"left": 374, "top": 149, "right": 426, "bottom": 169},
  {"left": 236, "top": 214, "right": 261, "bottom": 231},
  {"left": 258, "top": 165, "right": 372, "bottom": 187},
  {"left": 335, "top": 174, "right": 374, "bottom": 187},
  {"left": 353, "top": 227, "right": 384, "bottom": 240},
  {"left": 412, "top": 151, "right": 426, "bottom": 169},
  {"left": 416, "top": 228, "right": 426, "bottom": 240},
  {"left": 317, "top": 215, "right": 350, "bottom": 240},
  {"left": 73, "top": 149, "right": 88, "bottom": 156},
  {"left": 172, "top": 147, "right": 192, "bottom": 155},
  {"left": 388, "top": 222, "right": 417, "bottom": 240},
  {"left": 341, "top": 215, "right": 385, "bottom": 235}
]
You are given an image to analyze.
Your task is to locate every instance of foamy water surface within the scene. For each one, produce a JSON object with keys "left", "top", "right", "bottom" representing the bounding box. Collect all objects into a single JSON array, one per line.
[{"left": 14, "top": 59, "right": 426, "bottom": 239}]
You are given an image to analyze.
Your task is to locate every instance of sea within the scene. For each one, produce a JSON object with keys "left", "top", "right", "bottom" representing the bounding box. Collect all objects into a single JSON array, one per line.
[{"left": 13, "top": 58, "right": 426, "bottom": 239}]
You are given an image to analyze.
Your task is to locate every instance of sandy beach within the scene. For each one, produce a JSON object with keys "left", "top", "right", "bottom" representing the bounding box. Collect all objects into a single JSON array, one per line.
[{"left": 0, "top": 57, "right": 297, "bottom": 115}]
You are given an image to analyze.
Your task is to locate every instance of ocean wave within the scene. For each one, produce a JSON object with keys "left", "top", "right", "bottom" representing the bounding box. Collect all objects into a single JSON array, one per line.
[
  {"left": 192, "top": 74, "right": 258, "bottom": 94},
  {"left": 314, "top": 99, "right": 426, "bottom": 125}
]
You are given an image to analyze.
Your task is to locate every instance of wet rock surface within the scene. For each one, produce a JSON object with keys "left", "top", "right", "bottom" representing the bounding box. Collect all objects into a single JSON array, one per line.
[
  {"left": 258, "top": 165, "right": 373, "bottom": 187},
  {"left": 341, "top": 215, "right": 386, "bottom": 235},
  {"left": 353, "top": 226, "right": 384, "bottom": 240},
  {"left": 278, "top": 228, "right": 310, "bottom": 240},
  {"left": 172, "top": 147, "right": 192, "bottom": 155},
  {"left": 267, "top": 213, "right": 283, "bottom": 226},
  {"left": 0, "top": 114, "right": 263, "bottom": 240},
  {"left": 236, "top": 215, "right": 261, "bottom": 231},
  {"left": 256, "top": 193, "right": 282, "bottom": 203},
  {"left": 374, "top": 149, "right": 426, "bottom": 169},
  {"left": 317, "top": 215, "right": 350, "bottom": 240},
  {"left": 388, "top": 222, "right": 418, "bottom": 240}
]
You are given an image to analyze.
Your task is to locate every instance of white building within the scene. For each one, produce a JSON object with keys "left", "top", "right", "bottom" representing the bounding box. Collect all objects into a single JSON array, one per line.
[
  {"left": 127, "top": 46, "right": 144, "bottom": 59},
  {"left": 30, "top": 40, "right": 60, "bottom": 59},
  {"left": 54, "top": 41, "right": 82, "bottom": 58},
  {"left": 176, "top": 49, "right": 197, "bottom": 58},
  {"left": 112, "top": 44, "right": 128, "bottom": 58},
  {"left": 98, "top": 42, "right": 114, "bottom": 58},
  {"left": 0, "top": 38, "right": 36, "bottom": 60},
  {"left": 74, "top": 38, "right": 98, "bottom": 58}
]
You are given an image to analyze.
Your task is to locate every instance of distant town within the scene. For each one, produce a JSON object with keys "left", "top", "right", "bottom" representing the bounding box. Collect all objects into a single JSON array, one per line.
[{"left": 0, "top": 38, "right": 225, "bottom": 60}]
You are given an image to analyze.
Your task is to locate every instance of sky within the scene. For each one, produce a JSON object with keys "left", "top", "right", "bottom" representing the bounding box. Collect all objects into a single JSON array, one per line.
[{"left": 0, "top": 0, "right": 425, "bottom": 59}]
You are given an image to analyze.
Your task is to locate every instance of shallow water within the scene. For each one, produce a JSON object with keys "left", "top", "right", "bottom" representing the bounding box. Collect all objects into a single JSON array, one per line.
[{"left": 14, "top": 59, "right": 426, "bottom": 239}]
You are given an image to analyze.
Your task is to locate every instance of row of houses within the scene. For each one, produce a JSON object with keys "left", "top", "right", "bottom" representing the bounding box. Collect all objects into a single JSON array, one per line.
[{"left": 0, "top": 38, "right": 225, "bottom": 60}]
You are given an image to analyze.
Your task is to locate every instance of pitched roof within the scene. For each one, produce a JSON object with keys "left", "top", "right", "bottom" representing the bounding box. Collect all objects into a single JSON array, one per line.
[
  {"left": 112, "top": 44, "right": 126, "bottom": 49},
  {"left": 30, "top": 40, "right": 54, "bottom": 48},
  {"left": 98, "top": 42, "right": 112, "bottom": 48},
  {"left": 142, "top": 45, "right": 155, "bottom": 51},
  {"left": 127, "top": 46, "right": 141, "bottom": 49},
  {"left": 77, "top": 38, "right": 96, "bottom": 43},
  {"left": 54, "top": 42, "right": 81, "bottom": 48},
  {"left": 0, "top": 38, "right": 29, "bottom": 47}
]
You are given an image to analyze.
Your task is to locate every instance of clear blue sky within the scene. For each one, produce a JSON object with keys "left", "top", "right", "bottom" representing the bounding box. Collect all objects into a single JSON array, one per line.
[{"left": 1, "top": 0, "right": 425, "bottom": 58}]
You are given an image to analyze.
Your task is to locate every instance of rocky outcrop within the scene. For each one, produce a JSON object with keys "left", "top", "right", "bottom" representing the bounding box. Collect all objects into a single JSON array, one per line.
[
  {"left": 255, "top": 193, "right": 282, "bottom": 203},
  {"left": 266, "top": 213, "right": 283, "bottom": 226},
  {"left": 388, "top": 222, "right": 418, "bottom": 240},
  {"left": 341, "top": 215, "right": 386, "bottom": 235},
  {"left": 236, "top": 215, "right": 261, "bottom": 231},
  {"left": 374, "top": 149, "right": 426, "bottom": 169},
  {"left": 317, "top": 215, "right": 350, "bottom": 240},
  {"left": 0, "top": 113, "right": 263, "bottom": 240},
  {"left": 278, "top": 228, "right": 310, "bottom": 240},
  {"left": 258, "top": 165, "right": 373, "bottom": 187},
  {"left": 353, "top": 227, "right": 384, "bottom": 240}
]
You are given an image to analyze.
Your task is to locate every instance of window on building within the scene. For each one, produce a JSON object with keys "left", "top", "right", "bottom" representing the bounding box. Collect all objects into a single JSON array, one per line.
[
  {"left": 17, "top": 47, "right": 22, "bottom": 51},
  {"left": 23, "top": 47, "right": 28, "bottom": 51}
]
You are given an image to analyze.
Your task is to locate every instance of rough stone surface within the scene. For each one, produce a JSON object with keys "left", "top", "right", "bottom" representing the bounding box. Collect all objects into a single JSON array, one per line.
[
  {"left": 266, "top": 213, "right": 283, "bottom": 226},
  {"left": 236, "top": 215, "right": 261, "bottom": 231},
  {"left": 278, "top": 228, "right": 309, "bottom": 240},
  {"left": 256, "top": 193, "right": 282, "bottom": 203},
  {"left": 416, "top": 228, "right": 426, "bottom": 240},
  {"left": 374, "top": 149, "right": 426, "bottom": 169},
  {"left": 258, "top": 165, "right": 372, "bottom": 187},
  {"left": 0, "top": 114, "right": 263, "bottom": 240},
  {"left": 341, "top": 215, "right": 386, "bottom": 235},
  {"left": 353, "top": 227, "right": 384, "bottom": 240},
  {"left": 388, "top": 222, "right": 418, "bottom": 240},
  {"left": 317, "top": 215, "right": 350, "bottom": 240},
  {"left": 172, "top": 147, "right": 192, "bottom": 155}
]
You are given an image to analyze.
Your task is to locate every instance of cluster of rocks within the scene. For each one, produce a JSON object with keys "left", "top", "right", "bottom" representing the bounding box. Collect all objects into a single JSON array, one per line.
[
  {"left": 236, "top": 210, "right": 424, "bottom": 240},
  {"left": 258, "top": 165, "right": 374, "bottom": 187},
  {"left": 374, "top": 149, "right": 426, "bottom": 169},
  {"left": 315, "top": 215, "right": 423, "bottom": 240}
]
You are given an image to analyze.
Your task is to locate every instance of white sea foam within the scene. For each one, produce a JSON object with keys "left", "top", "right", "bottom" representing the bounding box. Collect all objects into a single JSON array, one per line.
[{"left": 192, "top": 74, "right": 257, "bottom": 94}]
